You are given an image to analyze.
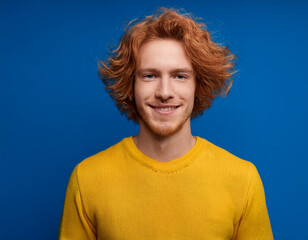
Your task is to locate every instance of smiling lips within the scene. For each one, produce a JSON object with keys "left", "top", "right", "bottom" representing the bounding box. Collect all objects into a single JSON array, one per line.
[{"left": 150, "top": 105, "right": 180, "bottom": 114}]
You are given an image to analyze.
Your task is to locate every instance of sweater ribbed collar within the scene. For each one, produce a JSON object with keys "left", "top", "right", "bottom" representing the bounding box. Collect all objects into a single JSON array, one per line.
[{"left": 122, "top": 136, "right": 204, "bottom": 173}]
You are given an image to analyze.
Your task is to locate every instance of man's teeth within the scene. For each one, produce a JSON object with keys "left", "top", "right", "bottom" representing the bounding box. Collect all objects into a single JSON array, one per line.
[{"left": 154, "top": 107, "right": 177, "bottom": 111}]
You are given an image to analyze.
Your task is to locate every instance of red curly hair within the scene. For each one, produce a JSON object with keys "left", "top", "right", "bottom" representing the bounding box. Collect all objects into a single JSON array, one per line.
[{"left": 98, "top": 8, "right": 236, "bottom": 122}]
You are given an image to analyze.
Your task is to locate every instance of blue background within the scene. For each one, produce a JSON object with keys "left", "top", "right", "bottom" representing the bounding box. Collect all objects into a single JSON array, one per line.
[{"left": 1, "top": 0, "right": 308, "bottom": 239}]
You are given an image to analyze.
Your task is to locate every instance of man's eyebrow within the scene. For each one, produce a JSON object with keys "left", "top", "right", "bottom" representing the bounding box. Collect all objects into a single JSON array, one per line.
[
  {"left": 136, "top": 68, "right": 160, "bottom": 74},
  {"left": 171, "top": 68, "right": 194, "bottom": 74}
]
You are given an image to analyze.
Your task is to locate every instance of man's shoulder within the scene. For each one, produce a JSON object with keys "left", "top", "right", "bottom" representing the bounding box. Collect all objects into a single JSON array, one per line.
[
  {"left": 76, "top": 137, "right": 129, "bottom": 174},
  {"left": 198, "top": 137, "right": 260, "bottom": 189},
  {"left": 198, "top": 137, "right": 255, "bottom": 172}
]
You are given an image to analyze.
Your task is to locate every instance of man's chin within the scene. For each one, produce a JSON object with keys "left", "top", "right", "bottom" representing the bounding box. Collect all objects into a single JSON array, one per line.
[{"left": 145, "top": 121, "right": 182, "bottom": 137}]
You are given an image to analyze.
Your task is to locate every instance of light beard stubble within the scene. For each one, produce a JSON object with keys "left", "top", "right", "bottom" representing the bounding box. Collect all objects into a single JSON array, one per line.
[{"left": 138, "top": 107, "right": 192, "bottom": 137}]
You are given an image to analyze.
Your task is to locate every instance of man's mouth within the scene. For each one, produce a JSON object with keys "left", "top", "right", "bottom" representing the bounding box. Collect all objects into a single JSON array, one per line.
[
  {"left": 153, "top": 106, "right": 178, "bottom": 111},
  {"left": 149, "top": 105, "right": 180, "bottom": 113}
]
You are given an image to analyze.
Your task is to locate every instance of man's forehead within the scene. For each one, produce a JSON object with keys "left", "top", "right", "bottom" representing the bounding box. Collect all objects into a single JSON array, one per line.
[{"left": 136, "top": 39, "right": 193, "bottom": 70}]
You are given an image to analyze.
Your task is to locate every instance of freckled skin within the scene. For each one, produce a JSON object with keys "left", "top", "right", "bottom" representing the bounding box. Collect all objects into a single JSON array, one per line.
[{"left": 134, "top": 39, "right": 196, "bottom": 137}]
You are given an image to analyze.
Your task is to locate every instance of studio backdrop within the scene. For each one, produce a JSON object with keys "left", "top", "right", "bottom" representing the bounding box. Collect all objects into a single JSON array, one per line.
[{"left": 1, "top": 0, "right": 308, "bottom": 239}]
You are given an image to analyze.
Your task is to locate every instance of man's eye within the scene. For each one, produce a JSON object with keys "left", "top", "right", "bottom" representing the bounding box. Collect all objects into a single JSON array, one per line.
[
  {"left": 144, "top": 74, "right": 155, "bottom": 79},
  {"left": 175, "top": 75, "right": 187, "bottom": 79}
]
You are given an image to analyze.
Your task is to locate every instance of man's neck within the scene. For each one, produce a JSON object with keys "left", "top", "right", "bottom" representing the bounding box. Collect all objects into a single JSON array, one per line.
[{"left": 133, "top": 122, "right": 196, "bottom": 162}]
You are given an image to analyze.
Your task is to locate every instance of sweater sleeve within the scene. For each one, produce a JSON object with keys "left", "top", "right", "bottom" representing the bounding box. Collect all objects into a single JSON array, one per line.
[
  {"left": 58, "top": 165, "right": 96, "bottom": 240},
  {"left": 234, "top": 163, "right": 274, "bottom": 240}
]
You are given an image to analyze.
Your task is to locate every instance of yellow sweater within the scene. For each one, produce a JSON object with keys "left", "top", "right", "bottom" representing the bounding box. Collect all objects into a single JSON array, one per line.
[{"left": 58, "top": 137, "right": 273, "bottom": 240}]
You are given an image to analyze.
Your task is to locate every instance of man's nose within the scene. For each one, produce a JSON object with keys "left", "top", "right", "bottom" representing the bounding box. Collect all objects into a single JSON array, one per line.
[{"left": 155, "top": 76, "right": 175, "bottom": 100}]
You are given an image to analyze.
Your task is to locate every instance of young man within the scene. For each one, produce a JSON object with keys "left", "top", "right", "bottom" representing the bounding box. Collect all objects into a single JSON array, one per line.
[{"left": 58, "top": 8, "right": 273, "bottom": 239}]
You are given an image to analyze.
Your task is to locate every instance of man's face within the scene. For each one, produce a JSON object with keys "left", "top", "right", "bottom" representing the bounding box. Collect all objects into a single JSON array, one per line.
[{"left": 134, "top": 39, "right": 196, "bottom": 137}]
